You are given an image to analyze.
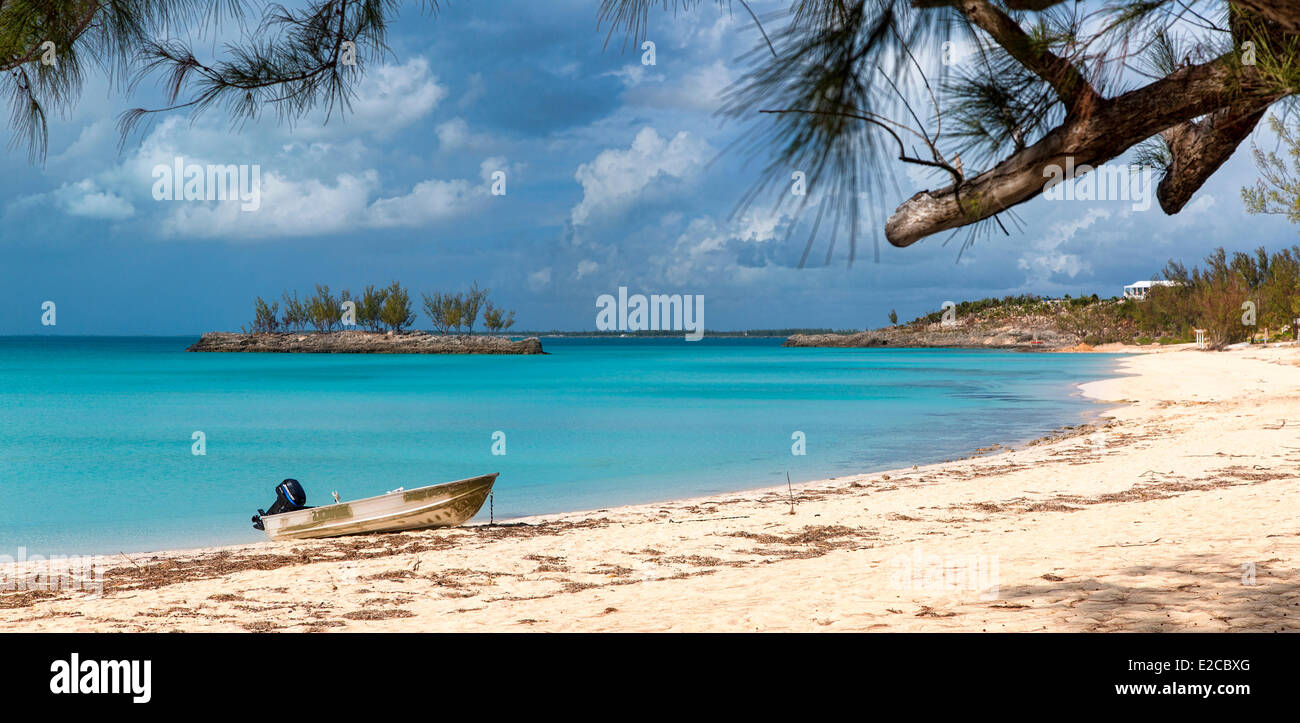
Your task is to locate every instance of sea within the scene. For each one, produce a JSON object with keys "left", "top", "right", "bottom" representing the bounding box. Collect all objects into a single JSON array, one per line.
[{"left": 0, "top": 336, "right": 1122, "bottom": 556}]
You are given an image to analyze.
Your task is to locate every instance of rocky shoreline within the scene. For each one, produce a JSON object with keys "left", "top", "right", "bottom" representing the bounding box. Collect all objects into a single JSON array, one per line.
[
  {"left": 784, "top": 324, "right": 1076, "bottom": 350},
  {"left": 187, "top": 331, "right": 545, "bottom": 354}
]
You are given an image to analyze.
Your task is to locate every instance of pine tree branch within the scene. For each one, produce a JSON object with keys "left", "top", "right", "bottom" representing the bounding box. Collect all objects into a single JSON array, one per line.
[
  {"left": 886, "top": 52, "right": 1284, "bottom": 246},
  {"left": 942, "top": 0, "right": 1099, "bottom": 114}
]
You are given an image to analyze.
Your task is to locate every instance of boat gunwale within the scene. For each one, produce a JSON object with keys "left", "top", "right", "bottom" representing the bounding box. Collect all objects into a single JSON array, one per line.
[
  {"left": 261, "top": 473, "right": 498, "bottom": 530},
  {"left": 270, "top": 482, "right": 495, "bottom": 536}
]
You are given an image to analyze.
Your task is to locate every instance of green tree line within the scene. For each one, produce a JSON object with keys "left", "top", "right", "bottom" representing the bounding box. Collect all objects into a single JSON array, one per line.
[
  {"left": 900, "top": 246, "right": 1300, "bottom": 350},
  {"left": 1139, "top": 246, "right": 1300, "bottom": 348},
  {"left": 249, "top": 282, "right": 516, "bottom": 335}
]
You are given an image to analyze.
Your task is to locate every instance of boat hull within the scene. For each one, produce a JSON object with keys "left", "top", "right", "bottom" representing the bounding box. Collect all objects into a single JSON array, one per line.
[{"left": 260, "top": 474, "right": 497, "bottom": 541}]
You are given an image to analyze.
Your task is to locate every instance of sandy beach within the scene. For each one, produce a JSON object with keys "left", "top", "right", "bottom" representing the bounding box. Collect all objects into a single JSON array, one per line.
[{"left": 4, "top": 344, "right": 1298, "bottom": 632}]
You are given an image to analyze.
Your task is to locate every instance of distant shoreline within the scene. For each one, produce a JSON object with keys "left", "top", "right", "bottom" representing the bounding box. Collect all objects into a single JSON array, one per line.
[
  {"left": 12, "top": 332, "right": 1161, "bottom": 352},
  {"left": 186, "top": 331, "right": 544, "bottom": 354},
  {"left": 2, "top": 330, "right": 843, "bottom": 339}
]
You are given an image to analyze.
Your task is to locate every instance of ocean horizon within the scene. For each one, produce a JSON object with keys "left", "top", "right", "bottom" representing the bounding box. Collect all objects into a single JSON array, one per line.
[{"left": 0, "top": 336, "right": 1122, "bottom": 557}]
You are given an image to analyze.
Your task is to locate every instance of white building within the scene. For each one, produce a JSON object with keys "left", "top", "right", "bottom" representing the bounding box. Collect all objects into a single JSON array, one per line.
[{"left": 1123, "top": 280, "right": 1180, "bottom": 300}]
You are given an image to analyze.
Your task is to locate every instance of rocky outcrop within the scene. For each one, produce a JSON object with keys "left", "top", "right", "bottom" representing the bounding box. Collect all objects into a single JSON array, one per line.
[
  {"left": 784, "top": 323, "right": 1076, "bottom": 350},
  {"left": 187, "top": 331, "right": 544, "bottom": 354}
]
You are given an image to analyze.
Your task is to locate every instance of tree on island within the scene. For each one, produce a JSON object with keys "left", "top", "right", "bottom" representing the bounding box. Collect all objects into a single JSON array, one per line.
[
  {"left": 357, "top": 285, "right": 389, "bottom": 332},
  {"left": 422, "top": 291, "right": 471, "bottom": 334},
  {"left": 888, "top": 309, "right": 898, "bottom": 326},
  {"left": 444, "top": 294, "right": 466, "bottom": 333},
  {"left": 421, "top": 285, "right": 515, "bottom": 334},
  {"left": 307, "top": 285, "right": 342, "bottom": 332},
  {"left": 280, "top": 290, "right": 307, "bottom": 332},
  {"left": 379, "top": 282, "right": 415, "bottom": 332},
  {"left": 8, "top": 2, "right": 1299, "bottom": 260},
  {"left": 462, "top": 282, "right": 488, "bottom": 334},
  {"left": 485, "top": 301, "right": 517, "bottom": 333},
  {"left": 422, "top": 292, "right": 453, "bottom": 335},
  {"left": 252, "top": 297, "right": 280, "bottom": 333},
  {"left": 261, "top": 283, "right": 422, "bottom": 333}
]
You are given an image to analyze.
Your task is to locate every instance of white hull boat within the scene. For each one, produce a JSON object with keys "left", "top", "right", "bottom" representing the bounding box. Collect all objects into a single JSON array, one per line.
[{"left": 254, "top": 474, "right": 497, "bottom": 541}]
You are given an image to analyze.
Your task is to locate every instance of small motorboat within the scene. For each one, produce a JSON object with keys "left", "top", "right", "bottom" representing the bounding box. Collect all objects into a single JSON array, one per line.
[{"left": 251, "top": 474, "right": 497, "bottom": 541}]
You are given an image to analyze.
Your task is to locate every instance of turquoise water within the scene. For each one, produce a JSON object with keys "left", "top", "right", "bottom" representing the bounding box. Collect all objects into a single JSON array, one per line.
[{"left": 0, "top": 337, "right": 1120, "bottom": 556}]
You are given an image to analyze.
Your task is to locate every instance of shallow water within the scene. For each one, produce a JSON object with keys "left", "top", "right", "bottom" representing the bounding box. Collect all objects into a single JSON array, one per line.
[{"left": 0, "top": 336, "right": 1120, "bottom": 556}]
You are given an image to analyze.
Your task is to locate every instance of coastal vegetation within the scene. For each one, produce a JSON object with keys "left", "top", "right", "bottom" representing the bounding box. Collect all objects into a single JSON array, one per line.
[
  {"left": 1243, "top": 115, "right": 1300, "bottom": 226},
  {"left": 421, "top": 282, "right": 508, "bottom": 335},
  {"left": 246, "top": 283, "right": 516, "bottom": 336},
  {"left": 893, "top": 246, "right": 1300, "bottom": 349}
]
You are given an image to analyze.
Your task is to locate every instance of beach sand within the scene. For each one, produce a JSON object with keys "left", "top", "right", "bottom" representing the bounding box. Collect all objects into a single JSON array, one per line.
[{"left": 4, "top": 344, "right": 1299, "bottom": 632}]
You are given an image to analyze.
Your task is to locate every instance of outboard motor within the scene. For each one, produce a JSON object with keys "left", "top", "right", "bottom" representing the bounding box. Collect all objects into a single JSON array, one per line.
[{"left": 251, "top": 479, "right": 311, "bottom": 530}]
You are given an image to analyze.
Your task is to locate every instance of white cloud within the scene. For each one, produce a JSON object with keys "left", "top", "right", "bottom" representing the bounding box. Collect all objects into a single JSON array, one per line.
[
  {"left": 53, "top": 179, "right": 134, "bottom": 220},
  {"left": 18, "top": 111, "right": 502, "bottom": 239},
  {"left": 653, "top": 212, "right": 788, "bottom": 285},
  {"left": 734, "top": 210, "right": 785, "bottom": 243},
  {"left": 160, "top": 172, "right": 376, "bottom": 238},
  {"left": 571, "top": 127, "right": 712, "bottom": 226},
  {"left": 480, "top": 157, "right": 509, "bottom": 183},
  {"left": 154, "top": 169, "right": 488, "bottom": 239},
  {"left": 575, "top": 259, "right": 599, "bottom": 279},
  {"left": 660, "top": 217, "right": 735, "bottom": 285},
  {"left": 346, "top": 58, "right": 447, "bottom": 137},
  {"left": 604, "top": 64, "right": 664, "bottom": 87},
  {"left": 53, "top": 119, "right": 115, "bottom": 165},
  {"left": 622, "top": 60, "right": 732, "bottom": 112},
  {"left": 437, "top": 119, "right": 468, "bottom": 149},
  {"left": 1017, "top": 208, "right": 1107, "bottom": 285},
  {"left": 665, "top": 6, "right": 736, "bottom": 51},
  {"left": 527, "top": 267, "right": 552, "bottom": 291},
  {"left": 1172, "top": 193, "right": 1217, "bottom": 226},
  {"left": 437, "top": 118, "right": 497, "bottom": 152},
  {"left": 366, "top": 178, "right": 481, "bottom": 229}
]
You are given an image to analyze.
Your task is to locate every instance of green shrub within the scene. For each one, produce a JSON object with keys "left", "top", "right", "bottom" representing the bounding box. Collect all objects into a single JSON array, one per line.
[
  {"left": 379, "top": 281, "right": 415, "bottom": 332},
  {"left": 253, "top": 297, "right": 280, "bottom": 333}
]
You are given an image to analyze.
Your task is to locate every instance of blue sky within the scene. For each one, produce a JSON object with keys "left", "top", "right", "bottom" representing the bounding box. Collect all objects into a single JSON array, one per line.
[{"left": 2, "top": 0, "right": 1298, "bottom": 335}]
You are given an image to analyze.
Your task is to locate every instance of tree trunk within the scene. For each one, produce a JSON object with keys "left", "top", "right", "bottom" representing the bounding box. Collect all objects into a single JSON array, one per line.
[{"left": 886, "top": 56, "right": 1284, "bottom": 246}]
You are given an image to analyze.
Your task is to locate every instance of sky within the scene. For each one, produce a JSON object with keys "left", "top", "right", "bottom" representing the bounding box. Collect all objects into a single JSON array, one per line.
[{"left": 1, "top": 0, "right": 1298, "bottom": 335}]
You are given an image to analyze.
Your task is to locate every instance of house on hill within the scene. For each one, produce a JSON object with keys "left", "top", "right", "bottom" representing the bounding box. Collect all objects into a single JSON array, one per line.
[{"left": 1123, "top": 280, "right": 1180, "bottom": 300}]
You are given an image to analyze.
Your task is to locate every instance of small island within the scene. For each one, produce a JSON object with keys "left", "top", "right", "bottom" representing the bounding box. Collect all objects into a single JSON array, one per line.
[
  {"left": 188, "top": 330, "right": 543, "bottom": 354},
  {"left": 189, "top": 281, "right": 543, "bottom": 354}
]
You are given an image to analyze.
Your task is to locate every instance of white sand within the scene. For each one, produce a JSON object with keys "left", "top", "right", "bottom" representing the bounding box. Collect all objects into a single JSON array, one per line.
[{"left": 3, "top": 344, "right": 1298, "bottom": 632}]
